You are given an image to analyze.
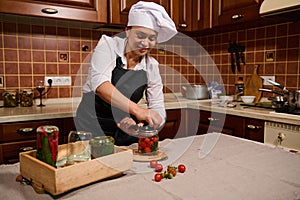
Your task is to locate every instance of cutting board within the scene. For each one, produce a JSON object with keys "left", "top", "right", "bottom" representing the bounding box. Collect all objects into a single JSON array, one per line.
[{"left": 244, "top": 65, "right": 263, "bottom": 103}]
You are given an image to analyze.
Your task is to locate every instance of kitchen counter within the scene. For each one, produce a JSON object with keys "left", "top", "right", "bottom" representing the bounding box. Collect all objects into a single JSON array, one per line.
[
  {"left": 0, "top": 93, "right": 300, "bottom": 125},
  {"left": 1, "top": 134, "right": 300, "bottom": 199}
]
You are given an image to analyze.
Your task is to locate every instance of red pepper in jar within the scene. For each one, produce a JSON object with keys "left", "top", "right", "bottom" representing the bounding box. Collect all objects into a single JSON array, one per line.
[{"left": 36, "top": 126, "right": 59, "bottom": 167}]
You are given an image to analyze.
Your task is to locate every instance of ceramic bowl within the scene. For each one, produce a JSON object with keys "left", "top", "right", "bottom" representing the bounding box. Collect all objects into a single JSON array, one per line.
[
  {"left": 241, "top": 96, "right": 256, "bottom": 103},
  {"left": 219, "top": 95, "right": 233, "bottom": 102}
]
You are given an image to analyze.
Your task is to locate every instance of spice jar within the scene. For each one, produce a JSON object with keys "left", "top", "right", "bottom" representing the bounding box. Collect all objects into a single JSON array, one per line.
[
  {"left": 3, "top": 90, "right": 18, "bottom": 107},
  {"left": 19, "top": 89, "right": 34, "bottom": 107},
  {"left": 89, "top": 136, "right": 115, "bottom": 158},
  {"left": 36, "top": 126, "right": 59, "bottom": 168}
]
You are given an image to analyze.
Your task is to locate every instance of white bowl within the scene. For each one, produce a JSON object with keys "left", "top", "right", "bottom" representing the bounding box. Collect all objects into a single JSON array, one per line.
[
  {"left": 219, "top": 95, "right": 233, "bottom": 102},
  {"left": 241, "top": 96, "right": 256, "bottom": 103}
]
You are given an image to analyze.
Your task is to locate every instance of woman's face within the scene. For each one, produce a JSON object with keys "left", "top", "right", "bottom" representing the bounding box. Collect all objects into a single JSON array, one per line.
[{"left": 125, "top": 26, "right": 157, "bottom": 57}]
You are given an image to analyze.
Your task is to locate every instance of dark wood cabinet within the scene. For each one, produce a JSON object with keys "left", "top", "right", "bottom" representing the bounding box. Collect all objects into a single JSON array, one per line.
[
  {"left": 186, "top": 109, "right": 264, "bottom": 142},
  {"left": 109, "top": 0, "right": 170, "bottom": 26},
  {"left": 158, "top": 109, "right": 187, "bottom": 140},
  {"left": 244, "top": 118, "right": 264, "bottom": 142},
  {"left": 0, "top": 117, "right": 75, "bottom": 164},
  {"left": 0, "top": 0, "right": 107, "bottom": 23},
  {"left": 171, "top": 0, "right": 211, "bottom": 32},
  {"left": 212, "top": 0, "right": 262, "bottom": 28}
]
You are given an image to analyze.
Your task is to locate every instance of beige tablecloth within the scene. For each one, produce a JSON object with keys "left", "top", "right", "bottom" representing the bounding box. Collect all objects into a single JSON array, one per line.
[{"left": 1, "top": 133, "right": 300, "bottom": 200}]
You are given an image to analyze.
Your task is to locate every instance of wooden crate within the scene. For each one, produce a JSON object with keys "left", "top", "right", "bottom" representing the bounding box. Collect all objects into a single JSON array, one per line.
[{"left": 19, "top": 144, "right": 133, "bottom": 195}]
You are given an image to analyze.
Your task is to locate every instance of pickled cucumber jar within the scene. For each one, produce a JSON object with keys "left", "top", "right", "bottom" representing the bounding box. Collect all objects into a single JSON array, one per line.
[
  {"left": 20, "top": 89, "right": 34, "bottom": 107},
  {"left": 89, "top": 136, "right": 115, "bottom": 158},
  {"left": 3, "top": 90, "right": 18, "bottom": 107}
]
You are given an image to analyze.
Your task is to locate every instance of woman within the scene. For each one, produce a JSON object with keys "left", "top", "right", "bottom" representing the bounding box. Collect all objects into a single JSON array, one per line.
[{"left": 75, "top": 1, "right": 177, "bottom": 146}]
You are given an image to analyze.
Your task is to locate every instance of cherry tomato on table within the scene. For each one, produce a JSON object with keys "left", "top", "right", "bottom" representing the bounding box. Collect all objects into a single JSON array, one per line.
[
  {"left": 155, "top": 163, "right": 163, "bottom": 172},
  {"left": 178, "top": 164, "right": 186, "bottom": 173},
  {"left": 154, "top": 173, "right": 162, "bottom": 182},
  {"left": 150, "top": 160, "right": 158, "bottom": 168}
]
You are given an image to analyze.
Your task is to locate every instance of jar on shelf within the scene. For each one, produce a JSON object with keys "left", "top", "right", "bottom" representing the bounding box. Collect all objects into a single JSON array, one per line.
[
  {"left": 3, "top": 90, "right": 18, "bottom": 107},
  {"left": 19, "top": 89, "right": 34, "bottom": 107}
]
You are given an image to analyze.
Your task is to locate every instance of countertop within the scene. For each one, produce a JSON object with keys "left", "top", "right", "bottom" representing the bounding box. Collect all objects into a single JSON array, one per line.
[
  {"left": 1, "top": 134, "right": 300, "bottom": 200},
  {"left": 0, "top": 93, "right": 300, "bottom": 125}
]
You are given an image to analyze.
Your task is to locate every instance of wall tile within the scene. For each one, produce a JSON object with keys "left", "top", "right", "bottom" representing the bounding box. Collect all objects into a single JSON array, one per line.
[{"left": 0, "top": 17, "right": 299, "bottom": 98}]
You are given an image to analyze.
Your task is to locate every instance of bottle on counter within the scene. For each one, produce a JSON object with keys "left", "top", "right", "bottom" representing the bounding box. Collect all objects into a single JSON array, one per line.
[{"left": 234, "top": 77, "right": 244, "bottom": 101}]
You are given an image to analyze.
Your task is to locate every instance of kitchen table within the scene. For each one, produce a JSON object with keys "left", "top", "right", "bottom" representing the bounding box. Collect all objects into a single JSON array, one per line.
[{"left": 1, "top": 133, "right": 300, "bottom": 200}]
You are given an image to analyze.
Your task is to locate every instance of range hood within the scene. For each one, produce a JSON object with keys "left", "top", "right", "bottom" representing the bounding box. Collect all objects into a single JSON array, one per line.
[{"left": 260, "top": 0, "right": 300, "bottom": 20}]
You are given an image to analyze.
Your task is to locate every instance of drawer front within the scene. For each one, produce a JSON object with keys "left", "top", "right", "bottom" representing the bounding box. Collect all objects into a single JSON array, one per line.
[
  {"left": 0, "top": 120, "right": 62, "bottom": 142},
  {"left": 0, "top": 140, "right": 36, "bottom": 164}
]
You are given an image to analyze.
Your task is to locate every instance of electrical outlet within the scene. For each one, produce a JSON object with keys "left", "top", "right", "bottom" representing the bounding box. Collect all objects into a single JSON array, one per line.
[
  {"left": 261, "top": 76, "right": 275, "bottom": 86},
  {"left": 45, "top": 76, "right": 72, "bottom": 86}
]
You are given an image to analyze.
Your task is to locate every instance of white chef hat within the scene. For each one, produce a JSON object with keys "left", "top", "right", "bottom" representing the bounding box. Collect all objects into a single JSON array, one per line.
[{"left": 127, "top": 1, "right": 177, "bottom": 43}]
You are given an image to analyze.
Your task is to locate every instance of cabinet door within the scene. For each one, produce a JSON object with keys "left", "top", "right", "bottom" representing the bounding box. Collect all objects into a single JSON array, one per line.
[
  {"left": 245, "top": 118, "right": 264, "bottom": 142},
  {"left": 109, "top": 0, "right": 170, "bottom": 26},
  {"left": 171, "top": 0, "right": 211, "bottom": 32},
  {"left": 212, "top": 0, "right": 262, "bottom": 27},
  {"left": 159, "top": 109, "right": 187, "bottom": 140},
  {"left": 0, "top": 0, "right": 107, "bottom": 23},
  {"left": 188, "top": 110, "right": 245, "bottom": 138}
]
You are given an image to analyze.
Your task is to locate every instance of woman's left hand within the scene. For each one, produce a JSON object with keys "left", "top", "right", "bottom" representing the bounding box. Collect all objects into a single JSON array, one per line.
[{"left": 117, "top": 117, "right": 139, "bottom": 136}]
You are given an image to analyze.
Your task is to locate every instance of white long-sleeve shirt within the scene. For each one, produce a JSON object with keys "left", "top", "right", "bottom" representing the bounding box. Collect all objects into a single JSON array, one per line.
[{"left": 83, "top": 35, "right": 166, "bottom": 124}]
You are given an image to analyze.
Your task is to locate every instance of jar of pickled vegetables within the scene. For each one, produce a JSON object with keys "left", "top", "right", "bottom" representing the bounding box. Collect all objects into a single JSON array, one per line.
[
  {"left": 89, "top": 136, "right": 115, "bottom": 158},
  {"left": 138, "top": 134, "right": 159, "bottom": 154},
  {"left": 19, "top": 89, "right": 34, "bottom": 107},
  {"left": 3, "top": 90, "right": 18, "bottom": 107}
]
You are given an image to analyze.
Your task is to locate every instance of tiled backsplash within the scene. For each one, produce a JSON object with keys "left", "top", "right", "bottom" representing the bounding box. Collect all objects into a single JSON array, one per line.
[{"left": 0, "top": 14, "right": 299, "bottom": 100}]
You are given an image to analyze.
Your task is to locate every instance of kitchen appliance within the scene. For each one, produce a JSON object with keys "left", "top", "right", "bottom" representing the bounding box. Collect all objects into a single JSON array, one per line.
[
  {"left": 259, "top": 80, "right": 300, "bottom": 114},
  {"left": 181, "top": 85, "right": 209, "bottom": 100},
  {"left": 260, "top": 0, "right": 300, "bottom": 20},
  {"left": 264, "top": 121, "right": 300, "bottom": 152}
]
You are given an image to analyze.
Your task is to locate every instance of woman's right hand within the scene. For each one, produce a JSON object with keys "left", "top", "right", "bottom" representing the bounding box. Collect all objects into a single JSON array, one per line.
[{"left": 135, "top": 107, "right": 162, "bottom": 129}]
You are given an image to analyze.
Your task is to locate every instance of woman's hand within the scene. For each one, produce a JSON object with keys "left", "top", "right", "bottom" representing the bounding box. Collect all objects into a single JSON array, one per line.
[
  {"left": 134, "top": 107, "right": 162, "bottom": 130},
  {"left": 117, "top": 117, "right": 139, "bottom": 136}
]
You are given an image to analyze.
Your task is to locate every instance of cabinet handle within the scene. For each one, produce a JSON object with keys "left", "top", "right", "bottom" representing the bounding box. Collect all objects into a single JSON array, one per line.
[
  {"left": 178, "top": 24, "right": 188, "bottom": 28},
  {"left": 231, "top": 14, "right": 244, "bottom": 21},
  {"left": 41, "top": 8, "right": 58, "bottom": 14},
  {"left": 208, "top": 117, "right": 219, "bottom": 121},
  {"left": 19, "top": 146, "right": 35, "bottom": 152},
  {"left": 17, "top": 128, "right": 35, "bottom": 135},
  {"left": 247, "top": 125, "right": 262, "bottom": 130}
]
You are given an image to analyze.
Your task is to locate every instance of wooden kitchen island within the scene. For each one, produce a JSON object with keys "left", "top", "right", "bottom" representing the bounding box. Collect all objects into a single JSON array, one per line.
[{"left": 1, "top": 133, "right": 300, "bottom": 199}]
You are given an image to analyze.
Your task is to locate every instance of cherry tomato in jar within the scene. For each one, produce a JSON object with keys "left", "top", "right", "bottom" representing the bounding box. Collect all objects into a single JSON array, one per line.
[
  {"left": 150, "top": 160, "right": 158, "bottom": 168},
  {"left": 178, "top": 164, "right": 186, "bottom": 173},
  {"left": 155, "top": 164, "right": 163, "bottom": 172},
  {"left": 154, "top": 173, "right": 162, "bottom": 182}
]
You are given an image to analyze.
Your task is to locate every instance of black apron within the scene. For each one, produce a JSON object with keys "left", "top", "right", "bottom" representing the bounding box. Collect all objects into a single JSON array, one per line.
[{"left": 75, "top": 57, "right": 147, "bottom": 146}]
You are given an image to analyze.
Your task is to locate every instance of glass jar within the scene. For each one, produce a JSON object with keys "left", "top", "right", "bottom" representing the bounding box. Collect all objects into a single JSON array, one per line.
[
  {"left": 89, "top": 136, "right": 115, "bottom": 158},
  {"left": 3, "top": 90, "right": 18, "bottom": 107},
  {"left": 19, "top": 89, "right": 34, "bottom": 107},
  {"left": 138, "top": 134, "right": 159, "bottom": 154},
  {"left": 36, "top": 125, "right": 59, "bottom": 168},
  {"left": 66, "top": 131, "right": 93, "bottom": 165}
]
